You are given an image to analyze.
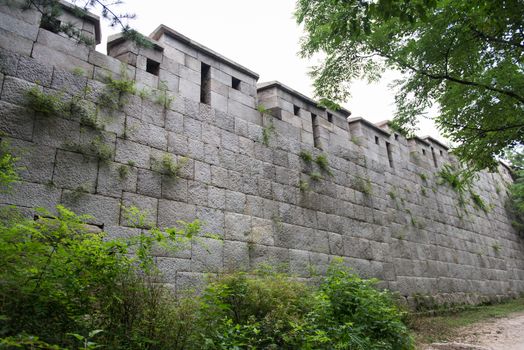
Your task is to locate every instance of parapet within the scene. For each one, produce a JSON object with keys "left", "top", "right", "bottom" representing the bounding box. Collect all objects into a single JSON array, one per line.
[
  {"left": 106, "top": 24, "right": 261, "bottom": 124},
  {"left": 257, "top": 81, "right": 351, "bottom": 151}
]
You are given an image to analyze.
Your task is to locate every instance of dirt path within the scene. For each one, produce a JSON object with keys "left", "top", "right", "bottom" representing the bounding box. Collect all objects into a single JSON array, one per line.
[{"left": 426, "top": 311, "right": 524, "bottom": 350}]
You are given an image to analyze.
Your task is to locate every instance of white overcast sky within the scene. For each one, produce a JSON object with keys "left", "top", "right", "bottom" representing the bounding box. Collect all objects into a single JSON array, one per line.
[{"left": 95, "top": 0, "right": 443, "bottom": 142}]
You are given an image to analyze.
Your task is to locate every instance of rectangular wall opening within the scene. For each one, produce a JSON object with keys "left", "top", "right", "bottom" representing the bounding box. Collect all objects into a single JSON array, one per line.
[
  {"left": 200, "top": 62, "right": 211, "bottom": 104},
  {"left": 327, "top": 112, "right": 333, "bottom": 123},
  {"left": 311, "top": 113, "right": 321, "bottom": 148},
  {"left": 40, "top": 16, "right": 61, "bottom": 33},
  {"left": 375, "top": 136, "right": 379, "bottom": 145},
  {"left": 146, "top": 58, "right": 160, "bottom": 76},
  {"left": 431, "top": 147, "right": 438, "bottom": 167},
  {"left": 386, "top": 142, "right": 394, "bottom": 168},
  {"left": 293, "top": 105, "right": 300, "bottom": 116},
  {"left": 232, "top": 76, "right": 241, "bottom": 90}
]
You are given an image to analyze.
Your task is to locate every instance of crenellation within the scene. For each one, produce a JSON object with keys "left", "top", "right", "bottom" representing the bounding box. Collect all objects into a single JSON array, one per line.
[{"left": 1, "top": 2, "right": 524, "bottom": 309}]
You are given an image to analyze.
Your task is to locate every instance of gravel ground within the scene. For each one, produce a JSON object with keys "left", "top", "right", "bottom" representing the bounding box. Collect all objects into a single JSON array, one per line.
[{"left": 425, "top": 312, "right": 524, "bottom": 350}]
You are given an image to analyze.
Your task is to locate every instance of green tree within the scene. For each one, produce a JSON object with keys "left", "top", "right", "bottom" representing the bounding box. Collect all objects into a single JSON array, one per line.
[
  {"left": 507, "top": 150, "right": 524, "bottom": 235},
  {"left": 296, "top": 0, "right": 524, "bottom": 171}
]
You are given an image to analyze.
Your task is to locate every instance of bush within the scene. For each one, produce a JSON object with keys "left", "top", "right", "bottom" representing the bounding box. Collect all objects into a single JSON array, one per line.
[
  {"left": 194, "top": 270, "right": 311, "bottom": 349},
  {"left": 0, "top": 205, "right": 199, "bottom": 349},
  {"left": 290, "top": 262, "right": 414, "bottom": 350},
  {"left": 192, "top": 263, "right": 414, "bottom": 350}
]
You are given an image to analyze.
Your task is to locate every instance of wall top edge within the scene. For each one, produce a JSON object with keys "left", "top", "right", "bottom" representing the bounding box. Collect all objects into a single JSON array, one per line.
[
  {"left": 348, "top": 117, "right": 391, "bottom": 137},
  {"left": 107, "top": 32, "right": 164, "bottom": 52},
  {"left": 408, "top": 135, "right": 432, "bottom": 147},
  {"left": 150, "top": 24, "right": 260, "bottom": 80},
  {"left": 421, "top": 135, "right": 449, "bottom": 150},
  {"left": 257, "top": 80, "right": 352, "bottom": 117}
]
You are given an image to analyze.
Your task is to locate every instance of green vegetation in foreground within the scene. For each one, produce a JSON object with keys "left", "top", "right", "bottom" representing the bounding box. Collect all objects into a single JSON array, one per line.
[{"left": 410, "top": 296, "right": 524, "bottom": 346}]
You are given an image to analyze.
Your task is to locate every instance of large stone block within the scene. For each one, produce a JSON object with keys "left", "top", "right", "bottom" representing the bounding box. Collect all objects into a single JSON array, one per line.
[
  {"left": 0, "top": 1, "right": 41, "bottom": 25},
  {"left": 223, "top": 240, "right": 250, "bottom": 272},
  {"left": 137, "top": 168, "right": 162, "bottom": 198},
  {"left": 33, "top": 115, "right": 80, "bottom": 148},
  {"left": 0, "top": 10, "right": 39, "bottom": 41},
  {"left": 141, "top": 97, "right": 165, "bottom": 127},
  {"left": 126, "top": 116, "right": 168, "bottom": 150},
  {"left": 178, "top": 78, "right": 199, "bottom": 101},
  {"left": 165, "top": 110, "right": 184, "bottom": 133},
  {"left": 162, "top": 176, "right": 188, "bottom": 202},
  {"left": 0, "top": 181, "right": 61, "bottom": 209},
  {"left": 0, "top": 27, "right": 32, "bottom": 55},
  {"left": 191, "top": 237, "right": 223, "bottom": 272},
  {"left": 120, "top": 192, "right": 158, "bottom": 228},
  {"left": 156, "top": 257, "right": 191, "bottom": 283},
  {"left": 32, "top": 43, "right": 94, "bottom": 77},
  {"left": 249, "top": 244, "right": 289, "bottom": 272},
  {"left": 157, "top": 199, "right": 196, "bottom": 227},
  {"left": 61, "top": 191, "right": 120, "bottom": 226},
  {"left": 53, "top": 149, "right": 98, "bottom": 192},
  {"left": 16, "top": 56, "right": 53, "bottom": 86},
  {"left": 208, "top": 186, "right": 226, "bottom": 209},
  {"left": 97, "top": 161, "right": 138, "bottom": 198},
  {"left": 51, "top": 68, "right": 88, "bottom": 96},
  {"left": 0, "top": 48, "right": 19, "bottom": 75},
  {"left": 196, "top": 206, "right": 224, "bottom": 237},
  {"left": 250, "top": 217, "right": 274, "bottom": 245},
  {"left": 1, "top": 75, "right": 38, "bottom": 106},
  {"left": 225, "top": 212, "right": 251, "bottom": 242},
  {"left": 0, "top": 101, "right": 34, "bottom": 141},
  {"left": 37, "top": 28, "right": 90, "bottom": 60},
  {"left": 289, "top": 249, "right": 310, "bottom": 277},
  {"left": 176, "top": 272, "right": 206, "bottom": 293},
  {"left": 225, "top": 190, "right": 246, "bottom": 213},
  {"left": 187, "top": 181, "right": 208, "bottom": 206},
  {"left": 115, "top": 138, "right": 151, "bottom": 168},
  {"left": 8, "top": 138, "right": 55, "bottom": 184}
]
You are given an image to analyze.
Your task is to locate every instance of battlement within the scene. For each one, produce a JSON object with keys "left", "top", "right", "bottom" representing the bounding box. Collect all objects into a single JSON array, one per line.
[{"left": 0, "top": 1, "right": 522, "bottom": 307}]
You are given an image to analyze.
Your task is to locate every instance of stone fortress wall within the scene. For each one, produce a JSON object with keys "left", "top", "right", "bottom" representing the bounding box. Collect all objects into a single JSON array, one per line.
[{"left": 1, "top": 0, "right": 524, "bottom": 307}]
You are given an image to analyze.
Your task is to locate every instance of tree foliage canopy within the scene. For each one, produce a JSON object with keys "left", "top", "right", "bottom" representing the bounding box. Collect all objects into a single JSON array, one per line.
[{"left": 296, "top": 0, "right": 524, "bottom": 171}]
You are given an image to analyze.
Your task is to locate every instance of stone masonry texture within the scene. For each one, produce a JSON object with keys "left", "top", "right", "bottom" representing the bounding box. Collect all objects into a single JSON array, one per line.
[{"left": 1, "top": 0, "right": 524, "bottom": 308}]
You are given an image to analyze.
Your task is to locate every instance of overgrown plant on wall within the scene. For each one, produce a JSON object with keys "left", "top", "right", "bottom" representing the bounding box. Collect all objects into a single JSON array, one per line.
[
  {"left": 99, "top": 69, "right": 137, "bottom": 110},
  {"left": 437, "top": 164, "right": 492, "bottom": 213},
  {"left": 262, "top": 121, "right": 275, "bottom": 146},
  {"left": 155, "top": 80, "right": 175, "bottom": 109},
  {"left": 25, "top": 86, "right": 66, "bottom": 118},
  {"left": 152, "top": 154, "right": 188, "bottom": 179},
  {"left": 297, "top": 150, "right": 335, "bottom": 191}
]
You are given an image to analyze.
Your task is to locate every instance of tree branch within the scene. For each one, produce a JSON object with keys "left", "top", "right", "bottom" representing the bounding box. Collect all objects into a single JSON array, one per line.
[
  {"left": 377, "top": 49, "right": 524, "bottom": 105},
  {"left": 470, "top": 26, "right": 524, "bottom": 50},
  {"left": 439, "top": 118, "right": 524, "bottom": 134}
]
